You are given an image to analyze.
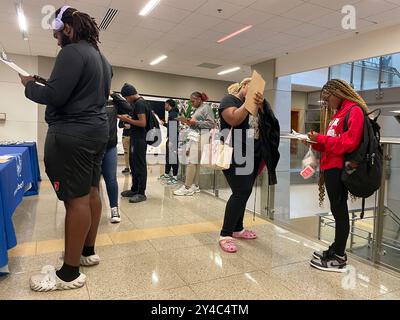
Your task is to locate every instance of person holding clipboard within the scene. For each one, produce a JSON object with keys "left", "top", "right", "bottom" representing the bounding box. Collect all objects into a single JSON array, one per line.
[{"left": 18, "top": 6, "right": 112, "bottom": 292}]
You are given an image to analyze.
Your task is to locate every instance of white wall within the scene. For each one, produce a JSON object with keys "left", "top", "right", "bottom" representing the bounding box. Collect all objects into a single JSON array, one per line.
[
  {"left": 276, "top": 24, "right": 400, "bottom": 77},
  {"left": 111, "top": 66, "right": 232, "bottom": 101},
  {"left": 0, "top": 54, "right": 38, "bottom": 142}
]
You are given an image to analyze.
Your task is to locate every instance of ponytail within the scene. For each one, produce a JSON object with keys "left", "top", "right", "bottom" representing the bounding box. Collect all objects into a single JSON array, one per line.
[
  {"left": 191, "top": 91, "right": 208, "bottom": 102},
  {"left": 227, "top": 77, "right": 252, "bottom": 95},
  {"left": 228, "top": 83, "right": 240, "bottom": 95}
]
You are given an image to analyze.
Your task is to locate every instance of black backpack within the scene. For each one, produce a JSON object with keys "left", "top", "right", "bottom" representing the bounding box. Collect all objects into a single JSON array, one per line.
[
  {"left": 341, "top": 106, "right": 383, "bottom": 218},
  {"left": 143, "top": 100, "right": 162, "bottom": 147}
]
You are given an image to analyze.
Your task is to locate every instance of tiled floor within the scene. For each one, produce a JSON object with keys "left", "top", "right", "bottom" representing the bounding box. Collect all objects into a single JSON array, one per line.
[{"left": 1, "top": 162, "right": 400, "bottom": 300}]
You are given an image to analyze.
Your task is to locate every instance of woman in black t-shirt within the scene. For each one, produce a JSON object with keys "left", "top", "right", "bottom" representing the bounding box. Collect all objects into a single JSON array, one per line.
[{"left": 218, "top": 77, "right": 264, "bottom": 253}]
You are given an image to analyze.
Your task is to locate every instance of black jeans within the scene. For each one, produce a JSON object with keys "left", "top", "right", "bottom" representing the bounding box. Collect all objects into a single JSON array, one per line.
[
  {"left": 130, "top": 137, "right": 147, "bottom": 195},
  {"left": 324, "top": 168, "right": 350, "bottom": 256},
  {"left": 220, "top": 141, "right": 262, "bottom": 237},
  {"left": 165, "top": 138, "right": 179, "bottom": 176}
]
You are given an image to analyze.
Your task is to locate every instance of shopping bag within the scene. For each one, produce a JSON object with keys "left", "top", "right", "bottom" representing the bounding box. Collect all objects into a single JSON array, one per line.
[
  {"left": 300, "top": 146, "right": 318, "bottom": 179},
  {"left": 201, "top": 129, "right": 233, "bottom": 170},
  {"left": 200, "top": 129, "right": 220, "bottom": 167}
]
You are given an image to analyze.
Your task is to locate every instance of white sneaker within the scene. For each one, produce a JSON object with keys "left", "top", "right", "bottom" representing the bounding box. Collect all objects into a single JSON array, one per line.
[
  {"left": 192, "top": 185, "right": 200, "bottom": 193},
  {"left": 110, "top": 207, "right": 121, "bottom": 223},
  {"left": 173, "top": 185, "right": 194, "bottom": 196},
  {"left": 30, "top": 265, "right": 86, "bottom": 292}
]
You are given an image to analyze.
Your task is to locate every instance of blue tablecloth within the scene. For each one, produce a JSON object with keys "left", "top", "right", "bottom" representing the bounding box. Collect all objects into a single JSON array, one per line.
[
  {"left": 0, "top": 147, "right": 33, "bottom": 197},
  {"left": 0, "top": 157, "right": 22, "bottom": 269},
  {"left": 0, "top": 143, "right": 41, "bottom": 196}
]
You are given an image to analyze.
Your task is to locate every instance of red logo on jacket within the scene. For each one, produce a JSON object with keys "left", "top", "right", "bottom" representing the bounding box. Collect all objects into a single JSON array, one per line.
[{"left": 54, "top": 181, "right": 60, "bottom": 192}]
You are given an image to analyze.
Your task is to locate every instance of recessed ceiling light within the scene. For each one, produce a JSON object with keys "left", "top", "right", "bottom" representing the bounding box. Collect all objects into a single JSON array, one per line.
[
  {"left": 139, "top": 0, "right": 161, "bottom": 16},
  {"left": 150, "top": 54, "right": 167, "bottom": 65},
  {"left": 217, "top": 25, "right": 252, "bottom": 43},
  {"left": 218, "top": 67, "right": 240, "bottom": 75}
]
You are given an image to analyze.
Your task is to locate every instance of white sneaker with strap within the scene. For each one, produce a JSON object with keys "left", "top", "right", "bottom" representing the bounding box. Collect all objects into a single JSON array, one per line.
[{"left": 30, "top": 265, "right": 86, "bottom": 292}]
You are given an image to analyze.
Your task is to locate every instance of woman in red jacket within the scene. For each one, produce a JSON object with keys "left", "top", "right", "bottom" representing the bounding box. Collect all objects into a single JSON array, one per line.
[{"left": 307, "top": 79, "right": 367, "bottom": 272}]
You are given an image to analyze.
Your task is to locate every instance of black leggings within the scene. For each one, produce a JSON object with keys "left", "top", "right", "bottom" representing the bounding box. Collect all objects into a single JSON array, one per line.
[
  {"left": 324, "top": 168, "right": 350, "bottom": 256},
  {"left": 220, "top": 146, "right": 262, "bottom": 237},
  {"left": 165, "top": 139, "right": 179, "bottom": 176}
]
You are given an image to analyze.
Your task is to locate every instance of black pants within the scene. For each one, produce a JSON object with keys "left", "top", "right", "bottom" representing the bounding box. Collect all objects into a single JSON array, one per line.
[
  {"left": 221, "top": 141, "right": 262, "bottom": 237},
  {"left": 325, "top": 168, "right": 350, "bottom": 256},
  {"left": 165, "top": 138, "right": 179, "bottom": 176},
  {"left": 130, "top": 137, "right": 147, "bottom": 195}
]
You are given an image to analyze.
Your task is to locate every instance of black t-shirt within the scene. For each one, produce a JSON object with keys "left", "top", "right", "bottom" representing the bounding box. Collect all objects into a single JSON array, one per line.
[
  {"left": 130, "top": 98, "right": 147, "bottom": 139},
  {"left": 219, "top": 94, "right": 250, "bottom": 148}
]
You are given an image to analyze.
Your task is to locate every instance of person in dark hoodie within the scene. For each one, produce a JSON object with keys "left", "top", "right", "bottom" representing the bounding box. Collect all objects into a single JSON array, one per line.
[
  {"left": 19, "top": 6, "right": 112, "bottom": 291},
  {"left": 218, "top": 78, "right": 265, "bottom": 253},
  {"left": 103, "top": 93, "right": 133, "bottom": 223}
]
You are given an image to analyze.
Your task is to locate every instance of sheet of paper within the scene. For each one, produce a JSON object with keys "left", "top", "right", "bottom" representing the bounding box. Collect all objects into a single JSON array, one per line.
[
  {"left": 0, "top": 57, "right": 30, "bottom": 76},
  {"left": 243, "top": 70, "right": 266, "bottom": 116},
  {"left": 288, "top": 130, "right": 317, "bottom": 143}
]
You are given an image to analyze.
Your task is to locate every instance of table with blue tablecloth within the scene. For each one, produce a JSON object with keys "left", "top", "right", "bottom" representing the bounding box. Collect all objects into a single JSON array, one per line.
[
  {"left": 0, "top": 142, "right": 41, "bottom": 196},
  {"left": 0, "top": 157, "right": 23, "bottom": 273},
  {"left": 0, "top": 144, "right": 40, "bottom": 273}
]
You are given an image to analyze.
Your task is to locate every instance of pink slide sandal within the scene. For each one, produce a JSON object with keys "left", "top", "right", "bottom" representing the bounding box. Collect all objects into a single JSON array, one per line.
[
  {"left": 232, "top": 230, "right": 257, "bottom": 240},
  {"left": 219, "top": 238, "right": 237, "bottom": 253}
]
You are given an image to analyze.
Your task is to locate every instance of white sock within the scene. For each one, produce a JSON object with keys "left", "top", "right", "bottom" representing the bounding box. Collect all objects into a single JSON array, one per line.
[{"left": 219, "top": 236, "right": 233, "bottom": 241}]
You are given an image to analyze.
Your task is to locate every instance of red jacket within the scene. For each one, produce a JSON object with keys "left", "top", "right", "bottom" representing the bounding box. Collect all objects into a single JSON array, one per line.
[{"left": 312, "top": 99, "right": 364, "bottom": 171}]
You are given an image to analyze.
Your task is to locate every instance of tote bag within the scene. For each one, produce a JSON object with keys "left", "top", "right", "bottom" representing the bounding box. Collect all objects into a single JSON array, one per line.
[{"left": 201, "top": 129, "right": 233, "bottom": 170}]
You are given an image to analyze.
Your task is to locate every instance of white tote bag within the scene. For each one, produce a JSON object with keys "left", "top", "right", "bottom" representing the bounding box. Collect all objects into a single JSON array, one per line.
[
  {"left": 201, "top": 129, "right": 233, "bottom": 170},
  {"left": 201, "top": 129, "right": 220, "bottom": 168}
]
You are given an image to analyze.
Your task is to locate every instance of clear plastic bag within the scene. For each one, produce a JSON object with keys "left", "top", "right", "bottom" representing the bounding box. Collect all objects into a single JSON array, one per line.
[{"left": 300, "top": 146, "right": 318, "bottom": 179}]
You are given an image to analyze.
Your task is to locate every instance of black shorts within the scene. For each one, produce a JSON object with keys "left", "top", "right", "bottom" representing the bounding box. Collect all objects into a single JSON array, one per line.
[{"left": 44, "top": 133, "right": 107, "bottom": 201}]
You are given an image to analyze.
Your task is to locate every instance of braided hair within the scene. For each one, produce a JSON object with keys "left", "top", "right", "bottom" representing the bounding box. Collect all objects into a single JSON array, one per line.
[
  {"left": 318, "top": 79, "right": 368, "bottom": 206},
  {"left": 55, "top": 7, "right": 101, "bottom": 51}
]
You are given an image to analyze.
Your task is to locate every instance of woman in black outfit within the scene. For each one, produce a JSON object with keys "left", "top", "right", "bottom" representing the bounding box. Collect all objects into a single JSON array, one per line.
[{"left": 219, "top": 78, "right": 264, "bottom": 253}]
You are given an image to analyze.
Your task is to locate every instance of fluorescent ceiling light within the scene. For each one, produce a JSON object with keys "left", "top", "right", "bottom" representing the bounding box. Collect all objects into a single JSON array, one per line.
[
  {"left": 150, "top": 54, "right": 167, "bottom": 65},
  {"left": 15, "top": 3, "right": 28, "bottom": 40},
  {"left": 139, "top": 0, "right": 161, "bottom": 16},
  {"left": 217, "top": 25, "right": 253, "bottom": 43},
  {"left": 218, "top": 67, "right": 240, "bottom": 75},
  {"left": 392, "top": 110, "right": 400, "bottom": 113}
]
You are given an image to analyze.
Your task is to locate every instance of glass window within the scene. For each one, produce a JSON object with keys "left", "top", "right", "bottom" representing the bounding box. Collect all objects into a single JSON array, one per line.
[
  {"left": 381, "top": 53, "right": 400, "bottom": 89},
  {"left": 330, "top": 63, "right": 352, "bottom": 83}
]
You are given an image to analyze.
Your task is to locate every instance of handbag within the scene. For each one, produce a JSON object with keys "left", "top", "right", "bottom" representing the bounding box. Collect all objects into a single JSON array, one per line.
[{"left": 201, "top": 129, "right": 233, "bottom": 170}]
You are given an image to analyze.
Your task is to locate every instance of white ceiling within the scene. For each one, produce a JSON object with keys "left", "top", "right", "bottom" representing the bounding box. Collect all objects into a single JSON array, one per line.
[{"left": 1, "top": 0, "right": 400, "bottom": 82}]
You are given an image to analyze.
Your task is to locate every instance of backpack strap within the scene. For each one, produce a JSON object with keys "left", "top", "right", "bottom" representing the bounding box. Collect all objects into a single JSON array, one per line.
[{"left": 343, "top": 105, "right": 363, "bottom": 133}]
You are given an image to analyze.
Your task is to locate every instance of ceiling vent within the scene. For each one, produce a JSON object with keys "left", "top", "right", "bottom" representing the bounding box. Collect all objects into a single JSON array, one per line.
[
  {"left": 99, "top": 8, "right": 119, "bottom": 31},
  {"left": 197, "top": 63, "right": 222, "bottom": 69}
]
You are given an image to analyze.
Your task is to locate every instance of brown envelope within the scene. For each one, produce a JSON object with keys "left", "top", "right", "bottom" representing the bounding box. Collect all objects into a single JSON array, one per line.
[{"left": 244, "top": 70, "right": 266, "bottom": 116}]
